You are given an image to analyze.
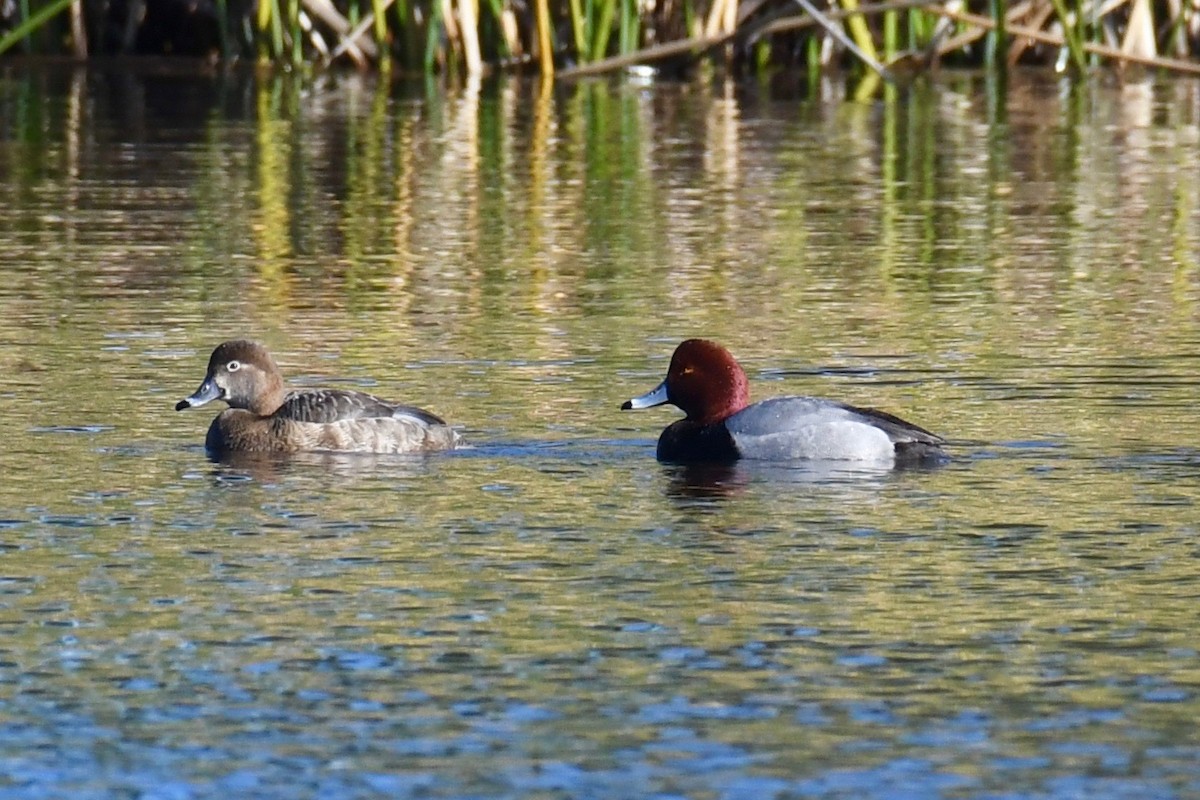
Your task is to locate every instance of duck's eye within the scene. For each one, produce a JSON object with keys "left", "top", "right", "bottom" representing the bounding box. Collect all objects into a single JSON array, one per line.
[{"left": 226, "top": 360, "right": 241, "bottom": 372}]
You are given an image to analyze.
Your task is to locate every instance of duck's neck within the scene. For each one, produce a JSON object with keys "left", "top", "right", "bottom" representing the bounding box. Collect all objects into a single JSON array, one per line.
[
  {"left": 250, "top": 376, "right": 288, "bottom": 417},
  {"left": 691, "top": 370, "right": 749, "bottom": 426}
]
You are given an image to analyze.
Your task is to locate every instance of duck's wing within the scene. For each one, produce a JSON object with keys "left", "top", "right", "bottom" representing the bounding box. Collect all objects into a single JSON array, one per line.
[
  {"left": 299, "top": 416, "right": 461, "bottom": 453},
  {"left": 279, "top": 390, "right": 448, "bottom": 426},
  {"left": 723, "top": 396, "right": 942, "bottom": 461},
  {"left": 838, "top": 403, "right": 945, "bottom": 445}
]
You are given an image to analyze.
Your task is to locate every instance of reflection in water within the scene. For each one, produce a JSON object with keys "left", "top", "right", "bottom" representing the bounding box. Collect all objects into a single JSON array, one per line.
[
  {"left": 204, "top": 448, "right": 464, "bottom": 483},
  {"left": 667, "top": 461, "right": 748, "bottom": 499},
  {"left": 664, "top": 458, "right": 906, "bottom": 500},
  {"left": 1, "top": 69, "right": 1200, "bottom": 798}
]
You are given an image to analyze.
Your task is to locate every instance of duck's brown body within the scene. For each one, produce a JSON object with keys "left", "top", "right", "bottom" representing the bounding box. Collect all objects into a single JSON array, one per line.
[{"left": 178, "top": 340, "right": 460, "bottom": 455}]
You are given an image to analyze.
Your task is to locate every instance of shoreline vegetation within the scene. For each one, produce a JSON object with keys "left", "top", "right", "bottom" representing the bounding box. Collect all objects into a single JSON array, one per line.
[{"left": 1, "top": 0, "right": 1198, "bottom": 80}]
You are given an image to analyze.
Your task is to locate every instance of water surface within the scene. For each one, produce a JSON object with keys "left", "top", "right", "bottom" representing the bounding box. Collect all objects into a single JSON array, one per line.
[{"left": 1, "top": 67, "right": 1199, "bottom": 798}]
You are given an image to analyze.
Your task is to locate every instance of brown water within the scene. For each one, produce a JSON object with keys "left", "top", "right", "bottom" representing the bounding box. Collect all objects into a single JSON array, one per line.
[{"left": 1, "top": 66, "right": 1199, "bottom": 798}]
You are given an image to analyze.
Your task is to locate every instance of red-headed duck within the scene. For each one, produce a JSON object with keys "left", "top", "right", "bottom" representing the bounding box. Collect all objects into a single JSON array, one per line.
[
  {"left": 621, "top": 339, "right": 945, "bottom": 464},
  {"left": 176, "top": 340, "right": 460, "bottom": 455}
]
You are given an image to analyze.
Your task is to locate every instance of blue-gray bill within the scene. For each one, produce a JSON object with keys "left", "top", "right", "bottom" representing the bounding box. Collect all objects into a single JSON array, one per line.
[
  {"left": 621, "top": 379, "right": 669, "bottom": 410},
  {"left": 176, "top": 378, "right": 223, "bottom": 411}
]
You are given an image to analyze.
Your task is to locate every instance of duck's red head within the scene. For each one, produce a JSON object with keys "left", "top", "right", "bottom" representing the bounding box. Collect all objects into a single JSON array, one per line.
[{"left": 622, "top": 339, "right": 750, "bottom": 425}]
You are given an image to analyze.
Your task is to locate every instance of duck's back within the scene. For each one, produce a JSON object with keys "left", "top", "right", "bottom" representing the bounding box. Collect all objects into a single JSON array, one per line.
[
  {"left": 724, "top": 396, "right": 943, "bottom": 462},
  {"left": 275, "top": 389, "right": 457, "bottom": 453},
  {"left": 278, "top": 389, "right": 449, "bottom": 426}
]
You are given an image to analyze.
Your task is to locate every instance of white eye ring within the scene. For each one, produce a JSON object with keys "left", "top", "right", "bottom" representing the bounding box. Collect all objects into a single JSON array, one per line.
[{"left": 226, "top": 360, "right": 241, "bottom": 372}]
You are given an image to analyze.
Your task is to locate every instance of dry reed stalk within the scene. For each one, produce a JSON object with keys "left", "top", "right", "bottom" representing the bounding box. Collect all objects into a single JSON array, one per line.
[
  {"left": 534, "top": 0, "right": 555, "bottom": 75},
  {"left": 935, "top": 3, "right": 1200, "bottom": 71},
  {"left": 441, "top": 0, "right": 462, "bottom": 59},
  {"left": 69, "top": 0, "right": 86, "bottom": 57},
  {"left": 5, "top": 0, "right": 1199, "bottom": 74},
  {"left": 458, "top": 0, "right": 484, "bottom": 73},
  {"left": 302, "top": 0, "right": 377, "bottom": 59},
  {"left": 328, "top": 1, "right": 396, "bottom": 63},
  {"left": 705, "top": 0, "right": 733, "bottom": 35},
  {"left": 790, "top": 0, "right": 892, "bottom": 77},
  {"left": 1007, "top": 0, "right": 1055, "bottom": 65},
  {"left": 500, "top": 7, "right": 522, "bottom": 56},
  {"left": 1121, "top": 0, "right": 1157, "bottom": 58}
]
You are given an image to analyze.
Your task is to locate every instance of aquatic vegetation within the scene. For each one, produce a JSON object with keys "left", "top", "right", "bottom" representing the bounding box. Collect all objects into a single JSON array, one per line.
[{"left": 1, "top": 0, "right": 1197, "bottom": 77}]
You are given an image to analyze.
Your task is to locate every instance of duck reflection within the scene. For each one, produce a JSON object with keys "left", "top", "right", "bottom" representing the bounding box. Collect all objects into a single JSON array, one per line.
[
  {"left": 202, "top": 448, "right": 452, "bottom": 483},
  {"left": 664, "top": 457, "right": 935, "bottom": 501},
  {"left": 665, "top": 462, "right": 748, "bottom": 499}
]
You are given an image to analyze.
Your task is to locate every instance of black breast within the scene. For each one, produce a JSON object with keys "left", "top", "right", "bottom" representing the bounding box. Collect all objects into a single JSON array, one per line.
[{"left": 656, "top": 420, "right": 740, "bottom": 463}]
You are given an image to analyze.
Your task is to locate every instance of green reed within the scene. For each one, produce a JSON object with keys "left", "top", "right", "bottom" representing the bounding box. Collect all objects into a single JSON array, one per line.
[
  {"left": 2, "top": 0, "right": 1199, "bottom": 78},
  {"left": 0, "top": 0, "right": 73, "bottom": 57},
  {"left": 1049, "top": 0, "right": 1088, "bottom": 72}
]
